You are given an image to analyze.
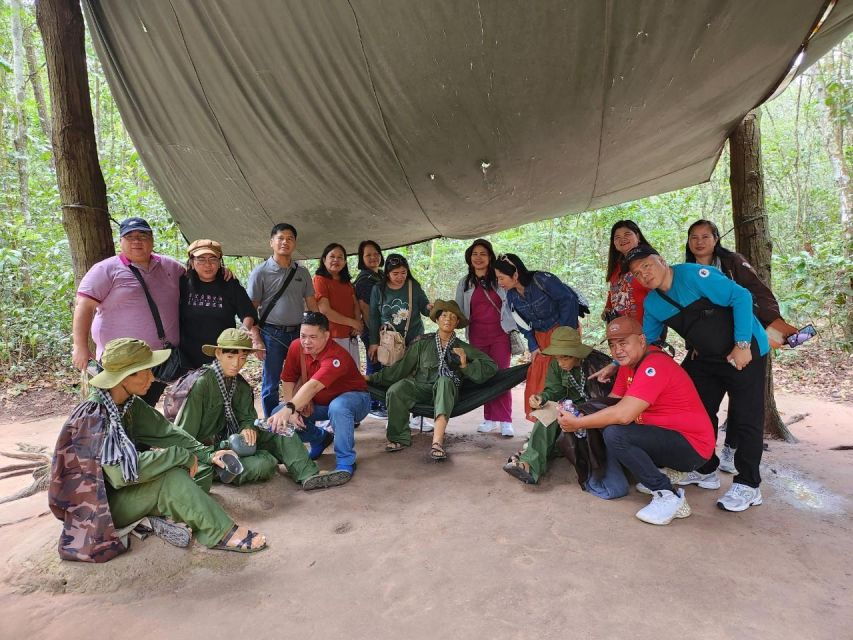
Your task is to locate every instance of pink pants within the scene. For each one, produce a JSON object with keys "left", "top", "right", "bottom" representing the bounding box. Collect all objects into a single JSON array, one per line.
[{"left": 470, "top": 333, "right": 512, "bottom": 422}]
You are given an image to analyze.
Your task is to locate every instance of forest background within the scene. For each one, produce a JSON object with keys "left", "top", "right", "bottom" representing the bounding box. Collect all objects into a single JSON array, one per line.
[{"left": 0, "top": 3, "right": 851, "bottom": 403}]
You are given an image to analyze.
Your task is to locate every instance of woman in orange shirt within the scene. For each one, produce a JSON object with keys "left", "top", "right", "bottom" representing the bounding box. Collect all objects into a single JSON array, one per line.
[{"left": 313, "top": 243, "right": 363, "bottom": 366}]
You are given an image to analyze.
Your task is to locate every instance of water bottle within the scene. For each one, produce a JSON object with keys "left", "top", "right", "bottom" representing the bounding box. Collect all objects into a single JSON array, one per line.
[
  {"left": 254, "top": 417, "right": 295, "bottom": 437},
  {"left": 558, "top": 399, "right": 586, "bottom": 438}
]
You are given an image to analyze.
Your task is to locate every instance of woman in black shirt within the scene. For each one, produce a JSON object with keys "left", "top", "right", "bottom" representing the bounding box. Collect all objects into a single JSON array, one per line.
[{"left": 179, "top": 239, "right": 261, "bottom": 369}]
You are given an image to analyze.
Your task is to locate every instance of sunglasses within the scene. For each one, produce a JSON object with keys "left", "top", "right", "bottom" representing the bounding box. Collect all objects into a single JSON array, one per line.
[{"left": 496, "top": 253, "right": 516, "bottom": 269}]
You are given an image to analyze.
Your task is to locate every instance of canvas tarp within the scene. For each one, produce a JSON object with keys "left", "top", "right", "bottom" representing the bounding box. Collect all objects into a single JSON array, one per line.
[{"left": 83, "top": 0, "right": 853, "bottom": 258}]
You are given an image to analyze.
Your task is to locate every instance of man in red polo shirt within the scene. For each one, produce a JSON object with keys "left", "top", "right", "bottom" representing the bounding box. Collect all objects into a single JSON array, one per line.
[
  {"left": 268, "top": 312, "right": 370, "bottom": 480},
  {"left": 557, "top": 317, "right": 714, "bottom": 526}
]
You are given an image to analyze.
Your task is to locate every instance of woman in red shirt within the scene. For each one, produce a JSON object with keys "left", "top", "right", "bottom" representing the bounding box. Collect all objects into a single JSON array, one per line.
[
  {"left": 313, "top": 243, "right": 363, "bottom": 366},
  {"left": 603, "top": 220, "right": 651, "bottom": 324}
]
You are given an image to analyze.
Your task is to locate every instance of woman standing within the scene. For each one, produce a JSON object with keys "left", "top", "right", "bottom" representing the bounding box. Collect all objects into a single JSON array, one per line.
[
  {"left": 455, "top": 239, "right": 516, "bottom": 437},
  {"left": 179, "top": 239, "right": 261, "bottom": 369},
  {"left": 494, "top": 253, "right": 586, "bottom": 422},
  {"left": 353, "top": 240, "right": 387, "bottom": 418},
  {"left": 603, "top": 219, "right": 652, "bottom": 323},
  {"left": 313, "top": 242, "right": 363, "bottom": 365}
]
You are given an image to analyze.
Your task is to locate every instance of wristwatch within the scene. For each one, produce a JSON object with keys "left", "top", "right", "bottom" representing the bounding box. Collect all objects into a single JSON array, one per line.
[
  {"left": 284, "top": 401, "right": 297, "bottom": 412},
  {"left": 735, "top": 341, "right": 751, "bottom": 350}
]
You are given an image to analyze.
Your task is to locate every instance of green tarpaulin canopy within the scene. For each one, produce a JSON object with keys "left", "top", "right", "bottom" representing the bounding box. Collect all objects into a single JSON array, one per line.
[{"left": 83, "top": 0, "right": 853, "bottom": 258}]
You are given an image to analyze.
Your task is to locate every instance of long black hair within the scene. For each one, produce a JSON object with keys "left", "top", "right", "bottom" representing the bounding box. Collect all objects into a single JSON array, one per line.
[
  {"left": 315, "top": 242, "right": 352, "bottom": 283},
  {"left": 380, "top": 253, "right": 422, "bottom": 291},
  {"left": 356, "top": 240, "right": 384, "bottom": 271},
  {"left": 463, "top": 238, "right": 498, "bottom": 290},
  {"left": 685, "top": 219, "right": 735, "bottom": 263},
  {"left": 494, "top": 252, "right": 535, "bottom": 287},
  {"left": 606, "top": 220, "right": 651, "bottom": 280}
]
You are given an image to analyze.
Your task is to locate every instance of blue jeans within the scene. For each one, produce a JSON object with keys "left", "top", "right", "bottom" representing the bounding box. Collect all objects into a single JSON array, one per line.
[
  {"left": 296, "top": 391, "right": 371, "bottom": 469},
  {"left": 260, "top": 325, "right": 299, "bottom": 418},
  {"left": 361, "top": 334, "right": 385, "bottom": 411}
]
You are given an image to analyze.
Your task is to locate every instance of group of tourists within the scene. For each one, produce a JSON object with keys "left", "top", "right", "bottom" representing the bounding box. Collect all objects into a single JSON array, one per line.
[{"left": 49, "top": 214, "right": 799, "bottom": 562}]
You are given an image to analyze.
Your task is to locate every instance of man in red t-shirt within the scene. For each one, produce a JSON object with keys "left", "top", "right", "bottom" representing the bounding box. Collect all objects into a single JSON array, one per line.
[
  {"left": 557, "top": 317, "right": 713, "bottom": 526},
  {"left": 267, "top": 312, "right": 370, "bottom": 481}
]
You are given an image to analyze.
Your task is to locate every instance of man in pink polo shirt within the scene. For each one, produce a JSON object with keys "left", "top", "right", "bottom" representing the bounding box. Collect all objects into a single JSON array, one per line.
[{"left": 72, "top": 217, "right": 184, "bottom": 405}]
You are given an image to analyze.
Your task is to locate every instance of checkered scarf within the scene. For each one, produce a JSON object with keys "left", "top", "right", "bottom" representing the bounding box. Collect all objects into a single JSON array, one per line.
[
  {"left": 435, "top": 333, "right": 463, "bottom": 388},
  {"left": 211, "top": 360, "right": 240, "bottom": 437},
  {"left": 98, "top": 389, "right": 139, "bottom": 483},
  {"left": 560, "top": 366, "right": 588, "bottom": 402}
]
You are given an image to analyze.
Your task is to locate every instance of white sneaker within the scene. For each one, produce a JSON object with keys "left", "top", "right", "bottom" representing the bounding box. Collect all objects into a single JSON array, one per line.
[
  {"left": 717, "top": 483, "right": 763, "bottom": 512},
  {"left": 410, "top": 416, "right": 435, "bottom": 433},
  {"left": 477, "top": 420, "right": 497, "bottom": 433},
  {"left": 635, "top": 488, "right": 691, "bottom": 525},
  {"left": 675, "top": 470, "right": 721, "bottom": 489},
  {"left": 635, "top": 468, "right": 685, "bottom": 495},
  {"left": 718, "top": 444, "right": 737, "bottom": 474},
  {"left": 500, "top": 422, "right": 515, "bottom": 438}
]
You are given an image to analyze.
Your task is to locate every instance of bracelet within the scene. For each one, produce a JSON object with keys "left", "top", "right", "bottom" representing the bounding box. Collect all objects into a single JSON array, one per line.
[{"left": 284, "top": 402, "right": 296, "bottom": 412}]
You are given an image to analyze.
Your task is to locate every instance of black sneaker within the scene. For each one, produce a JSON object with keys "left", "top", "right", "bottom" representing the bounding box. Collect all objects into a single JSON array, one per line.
[{"left": 368, "top": 408, "right": 388, "bottom": 419}]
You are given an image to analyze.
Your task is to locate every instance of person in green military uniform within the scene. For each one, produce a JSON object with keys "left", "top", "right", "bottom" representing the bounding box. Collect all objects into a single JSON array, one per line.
[
  {"left": 368, "top": 300, "right": 498, "bottom": 461},
  {"left": 88, "top": 338, "right": 266, "bottom": 552},
  {"left": 175, "top": 328, "right": 349, "bottom": 490},
  {"left": 503, "top": 326, "right": 594, "bottom": 484}
]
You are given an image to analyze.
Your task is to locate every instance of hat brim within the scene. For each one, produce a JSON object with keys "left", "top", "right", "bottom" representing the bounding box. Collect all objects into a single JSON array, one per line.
[
  {"left": 190, "top": 248, "right": 220, "bottom": 258},
  {"left": 89, "top": 348, "right": 171, "bottom": 389},
  {"left": 429, "top": 306, "right": 469, "bottom": 329},
  {"left": 541, "top": 343, "right": 594, "bottom": 359},
  {"left": 201, "top": 343, "right": 265, "bottom": 357}
]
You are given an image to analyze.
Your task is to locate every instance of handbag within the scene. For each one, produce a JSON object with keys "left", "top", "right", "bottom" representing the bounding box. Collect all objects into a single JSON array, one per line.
[
  {"left": 127, "top": 265, "right": 183, "bottom": 382},
  {"left": 655, "top": 289, "right": 735, "bottom": 360},
  {"left": 377, "top": 281, "right": 412, "bottom": 366}
]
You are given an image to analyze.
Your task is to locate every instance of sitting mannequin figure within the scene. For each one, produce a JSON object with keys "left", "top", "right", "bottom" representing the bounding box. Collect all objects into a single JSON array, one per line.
[
  {"left": 503, "top": 326, "right": 594, "bottom": 484},
  {"left": 49, "top": 338, "right": 266, "bottom": 561},
  {"left": 174, "top": 328, "right": 347, "bottom": 490},
  {"left": 368, "top": 300, "right": 498, "bottom": 461}
]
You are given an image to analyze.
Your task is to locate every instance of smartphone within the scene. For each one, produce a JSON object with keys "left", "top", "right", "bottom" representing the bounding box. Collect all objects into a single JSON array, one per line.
[{"left": 785, "top": 324, "right": 816, "bottom": 348}]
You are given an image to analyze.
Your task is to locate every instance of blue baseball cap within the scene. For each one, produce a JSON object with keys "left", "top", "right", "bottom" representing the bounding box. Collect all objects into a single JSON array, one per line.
[{"left": 119, "top": 217, "right": 153, "bottom": 237}]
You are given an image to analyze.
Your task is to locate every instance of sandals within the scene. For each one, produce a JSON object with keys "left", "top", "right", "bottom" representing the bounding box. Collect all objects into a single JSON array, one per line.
[
  {"left": 503, "top": 454, "right": 536, "bottom": 484},
  {"left": 302, "top": 469, "right": 352, "bottom": 491},
  {"left": 385, "top": 440, "right": 409, "bottom": 452},
  {"left": 214, "top": 524, "right": 267, "bottom": 553},
  {"left": 430, "top": 442, "right": 448, "bottom": 462}
]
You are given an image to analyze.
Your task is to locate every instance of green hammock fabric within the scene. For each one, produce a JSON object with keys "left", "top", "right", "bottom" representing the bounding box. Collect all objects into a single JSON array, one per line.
[{"left": 368, "top": 364, "right": 530, "bottom": 419}]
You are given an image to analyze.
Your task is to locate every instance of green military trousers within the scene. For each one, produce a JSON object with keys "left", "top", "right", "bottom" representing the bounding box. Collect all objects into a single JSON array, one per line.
[
  {"left": 227, "top": 430, "right": 318, "bottom": 486},
  {"left": 107, "top": 467, "right": 235, "bottom": 548},
  {"left": 385, "top": 377, "right": 458, "bottom": 446},
  {"left": 519, "top": 419, "right": 561, "bottom": 483}
]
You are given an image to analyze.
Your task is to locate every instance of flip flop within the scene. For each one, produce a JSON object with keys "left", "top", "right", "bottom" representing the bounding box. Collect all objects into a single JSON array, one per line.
[
  {"left": 385, "top": 440, "right": 409, "bottom": 452},
  {"left": 213, "top": 524, "right": 267, "bottom": 553},
  {"left": 430, "top": 442, "right": 448, "bottom": 462},
  {"left": 502, "top": 455, "right": 536, "bottom": 484},
  {"left": 302, "top": 469, "right": 352, "bottom": 491}
]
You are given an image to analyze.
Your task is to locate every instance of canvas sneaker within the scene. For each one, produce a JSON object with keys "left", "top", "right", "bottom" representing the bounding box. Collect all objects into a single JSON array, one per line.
[
  {"left": 635, "top": 488, "right": 691, "bottom": 525},
  {"left": 717, "top": 483, "right": 763, "bottom": 512},
  {"left": 635, "top": 468, "right": 685, "bottom": 495},
  {"left": 675, "top": 470, "right": 721, "bottom": 490},
  {"left": 368, "top": 408, "right": 388, "bottom": 420},
  {"left": 410, "top": 416, "right": 435, "bottom": 433},
  {"left": 718, "top": 444, "right": 737, "bottom": 474},
  {"left": 478, "top": 420, "right": 497, "bottom": 433},
  {"left": 145, "top": 516, "right": 191, "bottom": 548}
]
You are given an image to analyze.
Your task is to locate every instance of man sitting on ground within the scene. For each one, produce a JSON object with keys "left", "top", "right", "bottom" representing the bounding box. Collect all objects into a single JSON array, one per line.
[
  {"left": 174, "top": 329, "right": 349, "bottom": 490},
  {"left": 368, "top": 300, "right": 498, "bottom": 461},
  {"left": 268, "top": 312, "right": 370, "bottom": 482},
  {"left": 556, "top": 318, "right": 714, "bottom": 526},
  {"left": 49, "top": 338, "right": 265, "bottom": 561}
]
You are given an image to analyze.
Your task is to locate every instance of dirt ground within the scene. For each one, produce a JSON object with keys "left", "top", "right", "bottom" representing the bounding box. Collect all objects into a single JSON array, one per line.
[{"left": 0, "top": 387, "right": 850, "bottom": 640}]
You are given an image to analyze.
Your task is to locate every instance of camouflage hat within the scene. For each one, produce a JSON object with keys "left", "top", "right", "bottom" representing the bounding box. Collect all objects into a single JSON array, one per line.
[
  {"left": 202, "top": 328, "right": 264, "bottom": 357},
  {"left": 429, "top": 299, "right": 468, "bottom": 329},
  {"left": 89, "top": 338, "right": 170, "bottom": 389},
  {"left": 541, "top": 326, "right": 593, "bottom": 358}
]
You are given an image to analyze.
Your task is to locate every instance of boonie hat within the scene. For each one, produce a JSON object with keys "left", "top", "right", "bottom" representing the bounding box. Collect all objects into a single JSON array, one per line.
[
  {"left": 623, "top": 244, "right": 660, "bottom": 267},
  {"left": 119, "top": 217, "right": 153, "bottom": 237},
  {"left": 541, "top": 326, "right": 593, "bottom": 358},
  {"left": 187, "top": 238, "right": 223, "bottom": 258},
  {"left": 605, "top": 317, "right": 644, "bottom": 340},
  {"left": 429, "top": 299, "right": 469, "bottom": 329},
  {"left": 202, "top": 328, "right": 264, "bottom": 357},
  {"left": 89, "top": 338, "right": 170, "bottom": 389}
]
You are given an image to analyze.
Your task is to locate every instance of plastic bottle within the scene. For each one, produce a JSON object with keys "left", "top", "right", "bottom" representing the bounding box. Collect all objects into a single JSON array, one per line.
[
  {"left": 558, "top": 399, "right": 586, "bottom": 438},
  {"left": 254, "top": 417, "right": 295, "bottom": 437}
]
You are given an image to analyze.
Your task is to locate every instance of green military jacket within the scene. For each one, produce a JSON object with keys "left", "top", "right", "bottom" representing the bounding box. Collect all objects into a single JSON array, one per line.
[
  {"left": 539, "top": 359, "right": 587, "bottom": 405},
  {"left": 369, "top": 333, "right": 497, "bottom": 387},
  {"left": 174, "top": 368, "right": 257, "bottom": 447},
  {"left": 91, "top": 391, "right": 213, "bottom": 490}
]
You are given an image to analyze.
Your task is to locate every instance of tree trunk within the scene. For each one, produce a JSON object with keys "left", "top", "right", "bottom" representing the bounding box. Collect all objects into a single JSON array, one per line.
[
  {"left": 24, "top": 21, "right": 52, "bottom": 143},
  {"left": 35, "top": 0, "right": 114, "bottom": 285},
  {"left": 10, "top": 0, "right": 31, "bottom": 224},
  {"left": 728, "top": 110, "right": 797, "bottom": 443}
]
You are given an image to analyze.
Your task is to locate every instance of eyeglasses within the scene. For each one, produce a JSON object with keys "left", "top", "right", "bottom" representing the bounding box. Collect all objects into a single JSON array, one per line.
[{"left": 193, "top": 257, "right": 221, "bottom": 265}]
